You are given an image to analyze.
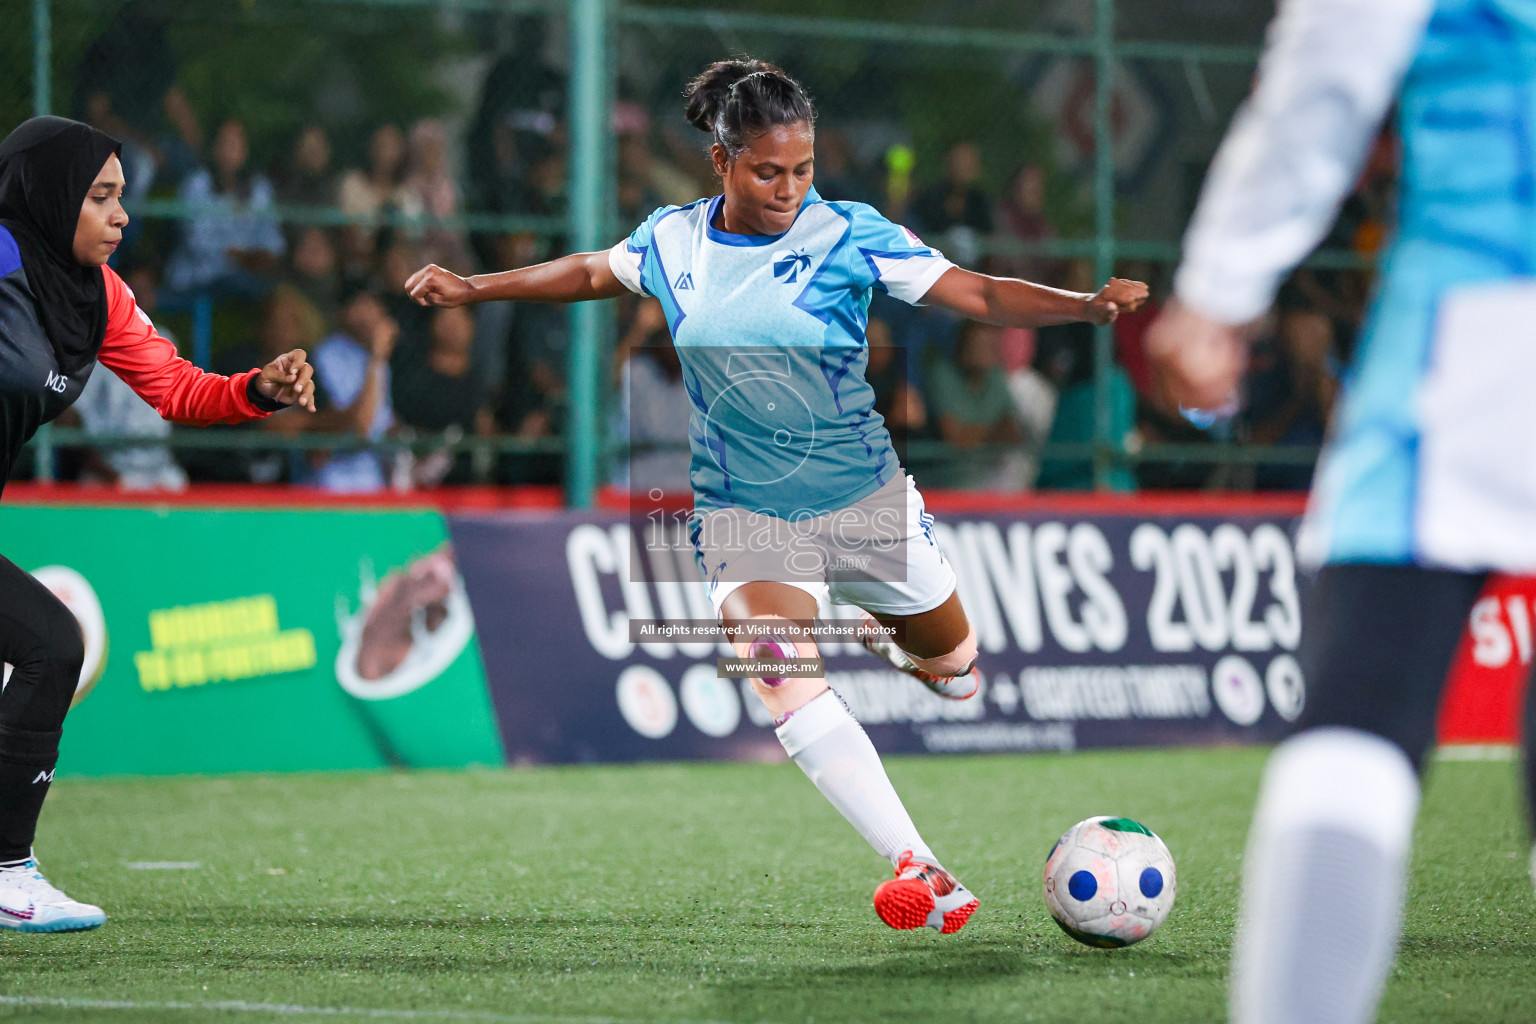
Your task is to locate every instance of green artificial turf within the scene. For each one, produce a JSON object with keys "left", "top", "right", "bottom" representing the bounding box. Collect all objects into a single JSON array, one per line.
[{"left": 0, "top": 748, "right": 1529, "bottom": 1024}]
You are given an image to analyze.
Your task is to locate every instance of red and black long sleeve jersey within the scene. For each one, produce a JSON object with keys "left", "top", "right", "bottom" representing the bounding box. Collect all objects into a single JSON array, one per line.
[{"left": 0, "top": 226, "right": 272, "bottom": 496}]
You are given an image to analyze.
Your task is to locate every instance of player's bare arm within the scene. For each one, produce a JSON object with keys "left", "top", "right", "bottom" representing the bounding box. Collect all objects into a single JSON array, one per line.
[
  {"left": 922, "top": 266, "right": 1149, "bottom": 329},
  {"left": 405, "top": 251, "right": 627, "bottom": 308}
]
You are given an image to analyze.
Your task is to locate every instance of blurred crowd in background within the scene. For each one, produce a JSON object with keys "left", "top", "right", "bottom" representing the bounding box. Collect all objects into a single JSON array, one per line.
[{"left": 29, "top": 7, "right": 1396, "bottom": 496}]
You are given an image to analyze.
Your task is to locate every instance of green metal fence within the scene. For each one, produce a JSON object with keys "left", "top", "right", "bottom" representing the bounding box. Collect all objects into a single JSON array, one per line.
[{"left": 17, "top": 0, "right": 1351, "bottom": 503}]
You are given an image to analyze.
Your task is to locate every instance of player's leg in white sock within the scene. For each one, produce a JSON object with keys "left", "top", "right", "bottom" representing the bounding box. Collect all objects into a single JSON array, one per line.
[
  {"left": 773, "top": 687, "right": 933, "bottom": 866},
  {"left": 1230, "top": 727, "right": 1420, "bottom": 1024},
  {"left": 734, "top": 609, "right": 933, "bottom": 866}
]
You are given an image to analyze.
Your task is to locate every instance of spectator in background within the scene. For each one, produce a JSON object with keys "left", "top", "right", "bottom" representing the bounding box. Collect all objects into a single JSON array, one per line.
[
  {"left": 284, "top": 225, "right": 343, "bottom": 320},
  {"left": 1001, "top": 326, "right": 1055, "bottom": 489},
  {"left": 993, "top": 163, "right": 1057, "bottom": 284},
  {"left": 1034, "top": 288, "right": 1138, "bottom": 491},
  {"left": 495, "top": 295, "right": 566, "bottom": 486},
  {"left": 466, "top": 15, "right": 566, "bottom": 207},
  {"left": 910, "top": 141, "right": 994, "bottom": 268},
  {"left": 923, "top": 320, "right": 1025, "bottom": 491},
  {"left": 515, "top": 135, "right": 568, "bottom": 222},
  {"left": 338, "top": 124, "right": 408, "bottom": 282},
  {"left": 72, "top": 267, "right": 188, "bottom": 491},
  {"left": 1243, "top": 302, "right": 1339, "bottom": 490},
  {"left": 864, "top": 316, "right": 926, "bottom": 442},
  {"left": 338, "top": 216, "right": 381, "bottom": 288},
  {"left": 617, "top": 134, "right": 667, "bottom": 227},
  {"left": 393, "top": 305, "right": 492, "bottom": 487},
  {"left": 164, "top": 118, "right": 284, "bottom": 299},
  {"left": 339, "top": 124, "right": 408, "bottom": 222},
  {"left": 813, "top": 129, "right": 876, "bottom": 206},
  {"left": 466, "top": 17, "right": 568, "bottom": 267},
  {"left": 617, "top": 135, "right": 666, "bottom": 227},
  {"left": 399, "top": 119, "right": 470, "bottom": 272},
  {"left": 196, "top": 284, "right": 327, "bottom": 484},
  {"left": 274, "top": 124, "right": 338, "bottom": 209},
  {"left": 306, "top": 285, "right": 398, "bottom": 493},
  {"left": 73, "top": 7, "right": 201, "bottom": 203},
  {"left": 377, "top": 234, "right": 432, "bottom": 332},
  {"left": 613, "top": 298, "right": 690, "bottom": 495},
  {"left": 610, "top": 102, "right": 706, "bottom": 210}
]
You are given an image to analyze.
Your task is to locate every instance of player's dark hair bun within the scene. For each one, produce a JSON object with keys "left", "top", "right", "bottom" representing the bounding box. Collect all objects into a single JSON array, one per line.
[{"left": 683, "top": 58, "right": 815, "bottom": 159}]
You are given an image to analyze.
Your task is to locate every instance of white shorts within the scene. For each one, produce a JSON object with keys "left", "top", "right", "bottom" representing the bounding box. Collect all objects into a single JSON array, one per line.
[
  {"left": 1299, "top": 278, "right": 1536, "bottom": 572},
  {"left": 692, "top": 472, "right": 958, "bottom": 618}
]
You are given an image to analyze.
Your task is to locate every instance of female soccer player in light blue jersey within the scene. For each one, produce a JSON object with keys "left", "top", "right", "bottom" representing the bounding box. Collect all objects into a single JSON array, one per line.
[{"left": 408, "top": 58, "right": 1146, "bottom": 934}]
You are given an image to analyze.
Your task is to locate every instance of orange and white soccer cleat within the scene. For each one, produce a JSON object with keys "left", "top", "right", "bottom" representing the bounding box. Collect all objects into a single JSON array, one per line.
[
  {"left": 873, "top": 851, "right": 979, "bottom": 934},
  {"left": 857, "top": 615, "right": 980, "bottom": 700}
]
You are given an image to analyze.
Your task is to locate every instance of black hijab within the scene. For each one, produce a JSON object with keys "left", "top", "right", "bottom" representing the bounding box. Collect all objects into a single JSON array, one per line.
[{"left": 0, "top": 116, "right": 122, "bottom": 375}]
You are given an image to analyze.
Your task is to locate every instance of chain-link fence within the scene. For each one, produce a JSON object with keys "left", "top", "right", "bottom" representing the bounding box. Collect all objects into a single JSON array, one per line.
[{"left": 12, "top": 0, "right": 1365, "bottom": 503}]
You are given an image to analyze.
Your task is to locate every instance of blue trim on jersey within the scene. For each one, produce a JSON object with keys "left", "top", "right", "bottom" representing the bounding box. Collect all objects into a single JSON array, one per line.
[
  {"left": 625, "top": 241, "right": 649, "bottom": 296},
  {"left": 820, "top": 347, "right": 860, "bottom": 416},
  {"left": 703, "top": 195, "right": 789, "bottom": 247},
  {"left": 856, "top": 247, "right": 932, "bottom": 296},
  {"left": 646, "top": 208, "right": 690, "bottom": 335},
  {"left": 0, "top": 227, "right": 20, "bottom": 280},
  {"left": 792, "top": 202, "right": 867, "bottom": 343}
]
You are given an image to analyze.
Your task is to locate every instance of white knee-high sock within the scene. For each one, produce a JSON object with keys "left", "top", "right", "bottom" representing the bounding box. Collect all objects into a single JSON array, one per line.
[
  {"left": 775, "top": 691, "right": 934, "bottom": 867},
  {"left": 1231, "top": 727, "right": 1421, "bottom": 1024}
]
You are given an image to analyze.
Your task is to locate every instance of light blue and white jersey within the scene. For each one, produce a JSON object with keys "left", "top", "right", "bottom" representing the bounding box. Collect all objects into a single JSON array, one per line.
[
  {"left": 608, "top": 187, "right": 954, "bottom": 517},
  {"left": 1177, "top": 0, "right": 1536, "bottom": 572}
]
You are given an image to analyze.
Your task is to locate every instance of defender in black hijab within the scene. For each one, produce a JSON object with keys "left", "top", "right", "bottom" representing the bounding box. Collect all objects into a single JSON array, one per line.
[{"left": 0, "top": 116, "right": 316, "bottom": 933}]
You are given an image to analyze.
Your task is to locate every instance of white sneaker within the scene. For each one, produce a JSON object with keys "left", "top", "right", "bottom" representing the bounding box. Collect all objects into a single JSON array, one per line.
[
  {"left": 0, "top": 860, "right": 105, "bottom": 933},
  {"left": 857, "top": 614, "right": 980, "bottom": 700}
]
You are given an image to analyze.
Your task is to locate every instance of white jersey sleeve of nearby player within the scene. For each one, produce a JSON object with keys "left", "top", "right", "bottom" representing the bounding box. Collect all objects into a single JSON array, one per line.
[{"left": 1174, "top": 0, "right": 1434, "bottom": 325}]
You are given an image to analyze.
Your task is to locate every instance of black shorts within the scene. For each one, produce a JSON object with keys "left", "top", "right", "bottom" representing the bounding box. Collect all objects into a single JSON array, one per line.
[{"left": 1295, "top": 562, "right": 1488, "bottom": 772}]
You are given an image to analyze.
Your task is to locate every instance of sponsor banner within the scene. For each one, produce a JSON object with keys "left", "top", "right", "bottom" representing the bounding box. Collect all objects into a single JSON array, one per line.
[
  {"left": 450, "top": 510, "right": 1308, "bottom": 764},
  {"left": 1440, "top": 575, "right": 1535, "bottom": 745},
  {"left": 1, "top": 506, "right": 504, "bottom": 776}
]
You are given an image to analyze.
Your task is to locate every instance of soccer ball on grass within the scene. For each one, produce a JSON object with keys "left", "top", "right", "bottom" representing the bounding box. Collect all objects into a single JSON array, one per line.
[{"left": 1043, "top": 815, "right": 1176, "bottom": 948}]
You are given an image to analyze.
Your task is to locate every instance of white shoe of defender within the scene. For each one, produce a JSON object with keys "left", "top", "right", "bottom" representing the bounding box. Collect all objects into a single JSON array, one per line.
[
  {"left": 0, "top": 860, "right": 105, "bottom": 933},
  {"left": 857, "top": 614, "right": 979, "bottom": 700}
]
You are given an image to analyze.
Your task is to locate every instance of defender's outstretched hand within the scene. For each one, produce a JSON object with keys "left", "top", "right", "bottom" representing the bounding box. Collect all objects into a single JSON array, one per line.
[
  {"left": 405, "top": 264, "right": 475, "bottom": 308},
  {"left": 1085, "top": 277, "right": 1151, "bottom": 325},
  {"left": 255, "top": 348, "right": 317, "bottom": 412},
  {"left": 1145, "top": 298, "right": 1247, "bottom": 415}
]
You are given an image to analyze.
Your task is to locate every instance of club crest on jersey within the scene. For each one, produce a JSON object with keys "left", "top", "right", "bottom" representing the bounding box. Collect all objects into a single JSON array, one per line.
[
  {"left": 674, "top": 271, "right": 694, "bottom": 291},
  {"left": 773, "top": 248, "right": 813, "bottom": 284}
]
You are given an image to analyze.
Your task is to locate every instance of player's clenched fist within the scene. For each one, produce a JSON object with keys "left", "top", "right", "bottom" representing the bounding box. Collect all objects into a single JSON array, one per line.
[
  {"left": 1145, "top": 298, "right": 1247, "bottom": 414},
  {"left": 256, "top": 348, "right": 317, "bottom": 411},
  {"left": 405, "top": 264, "right": 476, "bottom": 308},
  {"left": 1084, "top": 277, "right": 1151, "bottom": 326}
]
